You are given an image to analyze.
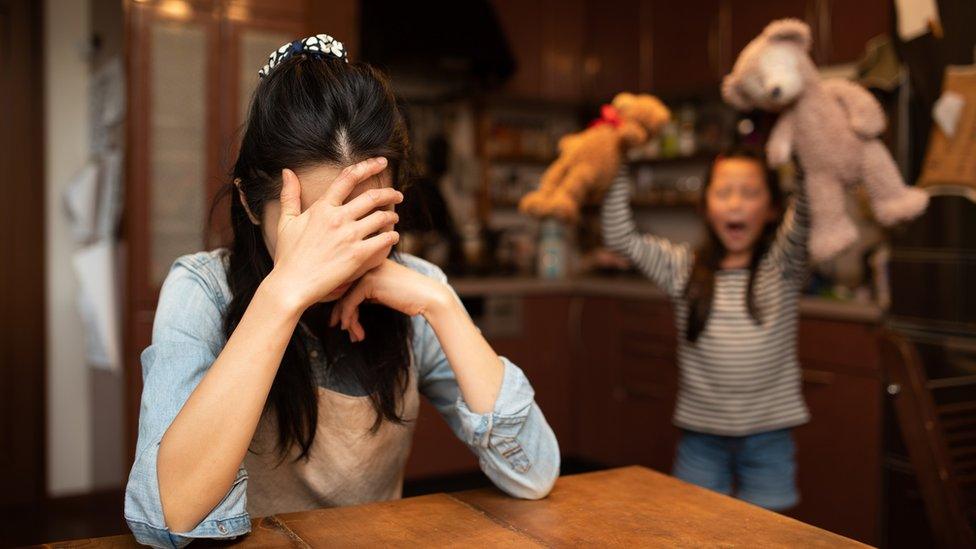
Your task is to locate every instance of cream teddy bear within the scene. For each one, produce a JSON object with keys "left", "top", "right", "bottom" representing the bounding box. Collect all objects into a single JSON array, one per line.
[{"left": 722, "top": 19, "right": 928, "bottom": 261}]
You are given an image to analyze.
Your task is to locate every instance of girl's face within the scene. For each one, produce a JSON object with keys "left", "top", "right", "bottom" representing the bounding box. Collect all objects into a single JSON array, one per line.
[
  {"left": 261, "top": 164, "right": 397, "bottom": 301},
  {"left": 704, "top": 158, "right": 776, "bottom": 256}
]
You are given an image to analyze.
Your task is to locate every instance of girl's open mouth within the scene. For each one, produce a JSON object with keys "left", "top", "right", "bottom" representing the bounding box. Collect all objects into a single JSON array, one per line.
[{"left": 725, "top": 221, "right": 748, "bottom": 238}]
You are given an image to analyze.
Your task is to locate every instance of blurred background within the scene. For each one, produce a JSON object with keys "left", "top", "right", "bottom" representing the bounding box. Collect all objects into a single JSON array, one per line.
[{"left": 2, "top": 0, "right": 975, "bottom": 546}]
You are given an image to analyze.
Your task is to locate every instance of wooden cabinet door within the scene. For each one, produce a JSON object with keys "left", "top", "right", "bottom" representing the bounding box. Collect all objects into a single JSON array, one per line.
[
  {"left": 649, "top": 0, "right": 725, "bottom": 96},
  {"left": 613, "top": 299, "right": 679, "bottom": 471},
  {"left": 728, "top": 0, "right": 815, "bottom": 63},
  {"left": 791, "top": 367, "right": 881, "bottom": 545},
  {"left": 0, "top": 0, "right": 45, "bottom": 507},
  {"left": 541, "top": 0, "right": 585, "bottom": 102},
  {"left": 575, "top": 297, "right": 680, "bottom": 470},
  {"left": 793, "top": 317, "right": 882, "bottom": 544},
  {"left": 575, "top": 297, "right": 623, "bottom": 465},
  {"left": 492, "top": 0, "right": 545, "bottom": 99},
  {"left": 819, "top": 0, "right": 890, "bottom": 65},
  {"left": 582, "top": 0, "right": 642, "bottom": 103}
]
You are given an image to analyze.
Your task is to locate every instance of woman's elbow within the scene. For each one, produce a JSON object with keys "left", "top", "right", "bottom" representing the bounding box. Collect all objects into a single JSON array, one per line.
[
  {"left": 161, "top": 496, "right": 203, "bottom": 535},
  {"left": 509, "top": 463, "right": 559, "bottom": 500},
  {"left": 503, "top": 446, "right": 560, "bottom": 500}
]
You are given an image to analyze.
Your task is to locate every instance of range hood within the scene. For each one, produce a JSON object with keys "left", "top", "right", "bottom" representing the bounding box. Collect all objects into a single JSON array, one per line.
[{"left": 360, "top": 0, "right": 515, "bottom": 99}]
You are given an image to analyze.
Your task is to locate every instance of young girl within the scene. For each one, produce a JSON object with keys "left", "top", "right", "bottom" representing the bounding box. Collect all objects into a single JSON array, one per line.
[
  {"left": 602, "top": 147, "right": 809, "bottom": 510},
  {"left": 124, "top": 34, "right": 559, "bottom": 546}
]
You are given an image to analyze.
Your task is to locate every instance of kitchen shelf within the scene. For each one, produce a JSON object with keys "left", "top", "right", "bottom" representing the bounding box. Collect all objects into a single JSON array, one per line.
[
  {"left": 627, "top": 153, "right": 715, "bottom": 167},
  {"left": 488, "top": 155, "right": 557, "bottom": 166}
]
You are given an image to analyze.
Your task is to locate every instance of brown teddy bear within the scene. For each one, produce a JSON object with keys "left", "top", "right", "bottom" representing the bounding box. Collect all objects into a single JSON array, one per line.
[
  {"left": 519, "top": 93, "right": 671, "bottom": 223},
  {"left": 722, "top": 18, "right": 928, "bottom": 262}
]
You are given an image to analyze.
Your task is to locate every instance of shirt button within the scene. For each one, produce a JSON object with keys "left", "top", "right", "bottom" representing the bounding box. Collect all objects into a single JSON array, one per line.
[
  {"left": 310, "top": 350, "right": 320, "bottom": 359},
  {"left": 217, "top": 524, "right": 227, "bottom": 534}
]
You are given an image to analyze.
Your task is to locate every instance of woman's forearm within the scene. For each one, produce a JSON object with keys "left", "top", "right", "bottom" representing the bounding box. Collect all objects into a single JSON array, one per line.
[
  {"left": 423, "top": 294, "right": 504, "bottom": 415},
  {"left": 157, "top": 272, "right": 301, "bottom": 533}
]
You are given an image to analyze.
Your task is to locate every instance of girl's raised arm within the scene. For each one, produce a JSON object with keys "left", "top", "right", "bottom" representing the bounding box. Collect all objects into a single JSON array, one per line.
[{"left": 601, "top": 168, "right": 693, "bottom": 297}]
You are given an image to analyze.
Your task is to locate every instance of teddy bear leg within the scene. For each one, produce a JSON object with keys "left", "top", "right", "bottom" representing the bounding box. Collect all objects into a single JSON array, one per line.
[
  {"left": 519, "top": 159, "right": 571, "bottom": 217},
  {"left": 805, "top": 172, "right": 860, "bottom": 262},
  {"left": 860, "top": 141, "right": 929, "bottom": 226},
  {"left": 547, "top": 164, "right": 597, "bottom": 223}
]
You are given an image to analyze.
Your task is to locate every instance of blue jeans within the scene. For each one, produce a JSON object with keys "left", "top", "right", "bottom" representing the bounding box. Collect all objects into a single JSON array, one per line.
[{"left": 672, "top": 428, "right": 799, "bottom": 511}]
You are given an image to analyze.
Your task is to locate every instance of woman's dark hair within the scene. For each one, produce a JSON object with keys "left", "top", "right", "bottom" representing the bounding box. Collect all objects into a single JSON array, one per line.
[
  {"left": 683, "top": 146, "right": 784, "bottom": 343},
  {"left": 215, "top": 52, "right": 413, "bottom": 461}
]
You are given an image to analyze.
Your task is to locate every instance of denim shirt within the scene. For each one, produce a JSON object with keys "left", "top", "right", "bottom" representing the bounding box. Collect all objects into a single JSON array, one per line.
[{"left": 124, "top": 251, "right": 560, "bottom": 548}]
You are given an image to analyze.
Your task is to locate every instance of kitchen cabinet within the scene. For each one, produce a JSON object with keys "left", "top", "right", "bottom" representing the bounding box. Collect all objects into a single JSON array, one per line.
[
  {"left": 493, "top": 0, "right": 891, "bottom": 102},
  {"left": 819, "top": 0, "right": 890, "bottom": 65},
  {"left": 491, "top": 0, "right": 586, "bottom": 103},
  {"left": 648, "top": 0, "right": 726, "bottom": 97},
  {"left": 581, "top": 0, "right": 643, "bottom": 102},
  {"left": 728, "top": 0, "right": 814, "bottom": 63},
  {"left": 543, "top": 0, "right": 586, "bottom": 102},
  {"left": 792, "top": 366, "right": 882, "bottom": 544},
  {"left": 491, "top": 0, "right": 546, "bottom": 99}
]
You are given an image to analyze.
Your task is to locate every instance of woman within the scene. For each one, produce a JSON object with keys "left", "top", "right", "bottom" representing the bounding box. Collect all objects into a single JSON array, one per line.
[{"left": 124, "top": 34, "right": 559, "bottom": 547}]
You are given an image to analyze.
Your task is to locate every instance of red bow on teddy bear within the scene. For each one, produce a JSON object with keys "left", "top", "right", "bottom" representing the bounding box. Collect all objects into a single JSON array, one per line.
[{"left": 589, "top": 104, "right": 622, "bottom": 129}]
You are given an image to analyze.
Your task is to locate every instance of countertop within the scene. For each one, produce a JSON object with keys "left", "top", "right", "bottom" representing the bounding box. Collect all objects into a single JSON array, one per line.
[
  {"left": 43, "top": 466, "right": 866, "bottom": 548},
  {"left": 450, "top": 276, "right": 885, "bottom": 323}
]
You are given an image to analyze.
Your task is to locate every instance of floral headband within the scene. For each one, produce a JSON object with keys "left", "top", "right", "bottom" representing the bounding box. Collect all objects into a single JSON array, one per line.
[{"left": 258, "top": 33, "right": 347, "bottom": 78}]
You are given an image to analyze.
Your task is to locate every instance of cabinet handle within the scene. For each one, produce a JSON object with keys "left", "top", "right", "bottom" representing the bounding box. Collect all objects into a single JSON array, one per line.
[{"left": 802, "top": 369, "right": 836, "bottom": 386}]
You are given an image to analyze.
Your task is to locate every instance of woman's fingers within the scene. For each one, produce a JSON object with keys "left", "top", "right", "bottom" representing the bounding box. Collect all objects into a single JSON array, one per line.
[
  {"left": 358, "top": 230, "right": 400, "bottom": 259},
  {"left": 352, "top": 209, "right": 399, "bottom": 240},
  {"left": 350, "top": 307, "right": 365, "bottom": 342},
  {"left": 342, "top": 187, "right": 403, "bottom": 220},
  {"left": 278, "top": 169, "right": 302, "bottom": 222},
  {"left": 335, "top": 280, "right": 369, "bottom": 338},
  {"left": 323, "top": 157, "right": 388, "bottom": 207}
]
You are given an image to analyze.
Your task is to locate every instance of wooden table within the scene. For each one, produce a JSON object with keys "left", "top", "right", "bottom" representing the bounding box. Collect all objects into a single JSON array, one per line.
[{"left": 38, "top": 466, "right": 868, "bottom": 548}]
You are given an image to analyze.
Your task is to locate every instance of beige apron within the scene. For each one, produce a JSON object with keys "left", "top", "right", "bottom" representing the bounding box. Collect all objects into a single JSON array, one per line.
[{"left": 243, "top": 370, "right": 419, "bottom": 518}]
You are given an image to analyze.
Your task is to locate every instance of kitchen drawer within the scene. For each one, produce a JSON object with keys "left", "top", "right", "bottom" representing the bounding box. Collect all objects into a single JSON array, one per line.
[
  {"left": 618, "top": 299, "right": 677, "bottom": 339},
  {"left": 798, "top": 318, "right": 880, "bottom": 376}
]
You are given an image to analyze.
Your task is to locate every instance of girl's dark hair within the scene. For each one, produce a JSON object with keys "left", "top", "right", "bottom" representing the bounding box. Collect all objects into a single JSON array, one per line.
[
  {"left": 216, "top": 52, "right": 413, "bottom": 460},
  {"left": 683, "top": 146, "right": 784, "bottom": 343}
]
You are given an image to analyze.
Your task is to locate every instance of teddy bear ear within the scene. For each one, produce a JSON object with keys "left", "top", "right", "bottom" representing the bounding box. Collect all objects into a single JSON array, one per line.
[
  {"left": 763, "top": 18, "right": 812, "bottom": 52},
  {"left": 612, "top": 92, "right": 635, "bottom": 109},
  {"left": 721, "top": 75, "right": 750, "bottom": 111}
]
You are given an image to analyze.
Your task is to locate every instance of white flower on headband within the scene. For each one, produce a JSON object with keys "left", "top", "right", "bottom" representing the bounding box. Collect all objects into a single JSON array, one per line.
[{"left": 258, "top": 33, "right": 347, "bottom": 78}]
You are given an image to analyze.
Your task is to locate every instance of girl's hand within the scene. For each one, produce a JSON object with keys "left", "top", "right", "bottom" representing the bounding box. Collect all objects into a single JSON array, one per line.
[
  {"left": 268, "top": 158, "right": 404, "bottom": 312},
  {"left": 329, "top": 259, "right": 456, "bottom": 342}
]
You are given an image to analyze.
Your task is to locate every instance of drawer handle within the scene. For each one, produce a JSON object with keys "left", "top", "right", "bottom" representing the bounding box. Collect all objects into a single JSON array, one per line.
[{"left": 802, "top": 369, "right": 836, "bottom": 385}]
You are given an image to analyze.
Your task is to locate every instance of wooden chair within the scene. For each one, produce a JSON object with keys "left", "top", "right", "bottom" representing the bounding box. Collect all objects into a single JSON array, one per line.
[{"left": 881, "top": 329, "right": 976, "bottom": 548}]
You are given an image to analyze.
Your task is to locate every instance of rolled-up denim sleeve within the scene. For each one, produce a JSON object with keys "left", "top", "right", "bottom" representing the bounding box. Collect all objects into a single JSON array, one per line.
[
  {"left": 124, "top": 261, "right": 251, "bottom": 548},
  {"left": 412, "top": 266, "right": 560, "bottom": 500}
]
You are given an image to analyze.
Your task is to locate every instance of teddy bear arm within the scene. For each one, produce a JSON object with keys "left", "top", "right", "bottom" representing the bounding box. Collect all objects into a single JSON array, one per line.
[
  {"left": 824, "top": 79, "right": 886, "bottom": 138},
  {"left": 557, "top": 134, "right": 581, "bottom": 154},
  {"left": 767, "top": 112, "right": 795, "bottom": 167},
  {"left": 618, "top": 121, "right": 649, "bottom": 149}
]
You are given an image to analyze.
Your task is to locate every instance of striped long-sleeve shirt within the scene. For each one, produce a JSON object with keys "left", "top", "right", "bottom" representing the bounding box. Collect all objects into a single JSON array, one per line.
[{"left": 601, "top": 169, "right": 811, "bottom": 436}]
